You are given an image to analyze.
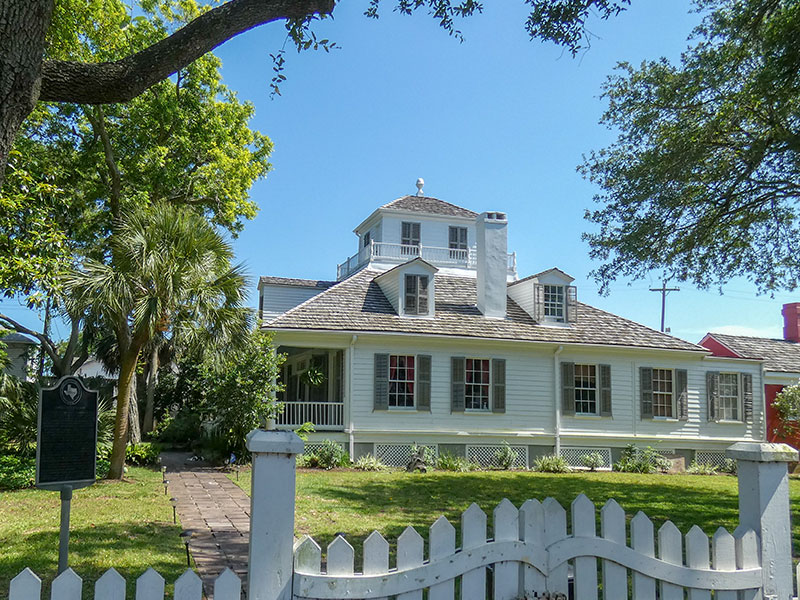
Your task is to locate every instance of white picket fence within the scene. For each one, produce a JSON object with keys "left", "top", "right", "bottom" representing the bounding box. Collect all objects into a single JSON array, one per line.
[
  {"left": 292, "top": 495, "right": 761, "bottom": 600},
  {"left": 5, "top": 434, "right": 799, "bottom": 600}
]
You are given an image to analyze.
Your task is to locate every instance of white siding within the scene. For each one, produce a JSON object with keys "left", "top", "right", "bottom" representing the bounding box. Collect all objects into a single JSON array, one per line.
[
  {"left": 507, "top": 280, "right": 534, "bottom": 317},
  {"left": 380, "top": 215, "right": 476, "bottom": 250},
  {"left": 261, "top": 285, "right": 327, "bottom": 321}
]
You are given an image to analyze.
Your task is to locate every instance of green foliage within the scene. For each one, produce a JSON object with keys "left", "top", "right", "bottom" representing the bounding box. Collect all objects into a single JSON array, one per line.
[
  {"left": 614, "top": 444, "right": 670, "bottom": 474},
  {"left": 0, "top": 455, "right": 36, "bottom": 490},
  {"left": 301, "top": 365, "right": 326, "bottom": 388},
  {"left": 299, "top": 440, "right": 350, "bottom": 470},
  {"left": 720, "top": 458, "right": 737, "bottom": 475},
  {"left": 582, "top": 0, "right": 800, "bottom": 293},
  {"left": 0, "top": 375, "right": 39, "bottom": 455},
  {"left": 125, "top": 443, "right": 162, "bottom": 466},
  {"left": 435, "top": 452, "right": 478, "bottom": 472},
  {"left": 494, "top": 442, "right": 518, "bottom": 470},
  {"left": 581, "top": 451, "right": 606, "bottom": 472},
  {"left": 687, "top": 461, "right": 719, "bottom": 476},
  {"left": 772, "top": 383, "right": 800, "bottom": 439},
  {"left": 295, "top": 422, "right": 316, "bottom": 442},
  {"left": 150, "top": 407, "right": 203, "bottom": 447},
  {"left": 353, "top": 454, "right": 386, "bottom": 471},
  {"left": 410, "top": 443, "right": 437, "bottom": 467},
  {"left": 532, "top": 454, "right": 571, "bottom": 473}
]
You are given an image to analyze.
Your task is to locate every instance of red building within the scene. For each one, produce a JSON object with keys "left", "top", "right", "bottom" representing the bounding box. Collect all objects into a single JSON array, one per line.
[{"left": 700, "top": 302, "right": 800, "bottom": 448}]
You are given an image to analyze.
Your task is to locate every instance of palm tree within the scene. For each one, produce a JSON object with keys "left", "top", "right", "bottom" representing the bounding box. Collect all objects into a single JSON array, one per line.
[{"left": 67, "top": 203, "right": 251, "bottom": 479}]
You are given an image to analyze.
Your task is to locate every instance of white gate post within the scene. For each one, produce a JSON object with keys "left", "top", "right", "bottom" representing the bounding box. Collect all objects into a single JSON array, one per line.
[
  {"left": 726, "top": 442, "right": 798, "bottom": 600},
  {"left": 246, "top": 428, "right": 304, "bottom": 600}
]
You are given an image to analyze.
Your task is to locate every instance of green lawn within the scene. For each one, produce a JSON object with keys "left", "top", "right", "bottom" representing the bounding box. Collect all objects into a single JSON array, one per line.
[
  {"left": 0, "top": 467, "right": 186, "bottom": 600},
  {"left": 234, "top": 468, "right": 800, "bottom": 565}
]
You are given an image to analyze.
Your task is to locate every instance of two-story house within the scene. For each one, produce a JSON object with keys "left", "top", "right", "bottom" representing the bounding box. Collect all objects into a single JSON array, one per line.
[{"left": 260, "top": 186, "right": 765, "bottom": 468}]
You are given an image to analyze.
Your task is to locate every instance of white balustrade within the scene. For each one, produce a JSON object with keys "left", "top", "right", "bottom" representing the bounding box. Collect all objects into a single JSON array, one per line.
[{"left": 275, "top": 402, "right": 344, "bottom": 430}]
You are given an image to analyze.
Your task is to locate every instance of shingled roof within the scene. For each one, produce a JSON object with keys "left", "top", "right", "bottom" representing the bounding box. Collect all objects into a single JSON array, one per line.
[
  {"left": 259, "top": 276, "right": 336, "bottom": 290},
  {"left": 381, "top": 196, "right": 478, "bottom": 219},
  {"left": 265, "top": 269, "right": 704, "bottom": 352},
  {"left": 706, "top": 333, "right": 800, "bottom": 373}
]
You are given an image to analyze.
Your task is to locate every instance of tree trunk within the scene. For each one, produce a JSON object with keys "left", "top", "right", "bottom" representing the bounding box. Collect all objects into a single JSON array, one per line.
[
  {"left": 128, "top": 381, "right": 142, "bottom": 444},
  {"left": 143, "top": 348, "right": 159, "bottom": 434},
  {"left": 0, "top": 0, "right": 54, "bottom": 184},
  {"left": 108, "top": 349, "right": 140, "bottom": 479}
]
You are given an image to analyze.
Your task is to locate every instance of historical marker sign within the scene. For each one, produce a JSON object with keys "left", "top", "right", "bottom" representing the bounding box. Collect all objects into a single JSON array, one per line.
[{"left": 36, "top": 376, "right": 98, "bottom": 490}]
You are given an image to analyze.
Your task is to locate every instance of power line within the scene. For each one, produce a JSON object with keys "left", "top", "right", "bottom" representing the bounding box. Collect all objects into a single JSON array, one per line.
[{"left": 649, "top": 280, "right": 680, "bottom": 332}]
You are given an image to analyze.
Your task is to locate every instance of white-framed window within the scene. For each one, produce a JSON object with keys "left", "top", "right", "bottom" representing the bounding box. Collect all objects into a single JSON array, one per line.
[
  {"left": 718, "top": 372, "right": 740, "bottom": 420},
  {"left": 465, "top": 358, "right": 490, "bottom": 411},
  {"left": 404, "top": 274, "right": 429, "bottom": 315},
  {"left": 448, "top": 226, "right": 468, "bottom": 259},
  {"left": 543, "top": 284, "right": 565, "bottom": 320},
  {"left": 652, "top": 368, "right": 674, "bottom": 417},
  {"left": 574, "top": 364, "right": 598, "bottom": 415},
  {"left": 401, "top": 221, "right": 420, "bottom": 255},
  {"left": 389, "top": 355, "right": 415, "bottom": 408}
]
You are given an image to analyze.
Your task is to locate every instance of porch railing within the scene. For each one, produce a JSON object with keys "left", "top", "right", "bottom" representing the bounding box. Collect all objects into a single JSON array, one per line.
[
  {"left": 336, "top": 241, "right": 517, "bottom": 280},
  {"left": 276, "top": 401, "right": 344, "bottom": 430}
]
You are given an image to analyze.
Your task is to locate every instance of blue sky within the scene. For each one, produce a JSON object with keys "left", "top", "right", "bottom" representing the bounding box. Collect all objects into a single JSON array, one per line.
[{"left": 5, "top": 1, "right": 797, "bottom": 344}]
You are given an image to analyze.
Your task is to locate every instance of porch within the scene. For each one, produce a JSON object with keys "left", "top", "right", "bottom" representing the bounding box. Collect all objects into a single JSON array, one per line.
[
  {"left": 336, "top": 240, "right": 517, "bottom": 280},
  {"left": 275, "top": 347, "right": 345, "bottom": 431}
]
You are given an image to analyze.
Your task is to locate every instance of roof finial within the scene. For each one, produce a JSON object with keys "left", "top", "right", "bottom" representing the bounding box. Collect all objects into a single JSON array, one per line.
[{"left": 415, "top": 178, "right": 424, "bottom": 197}]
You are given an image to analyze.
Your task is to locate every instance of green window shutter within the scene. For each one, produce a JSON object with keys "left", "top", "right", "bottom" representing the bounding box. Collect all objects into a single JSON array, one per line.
[
  {"left": 676, "top": 369, "right": 689, "bottom": 421},
  {"left": 566, "top": 286, "right": 578, "bottom": 323},
  {"left": 374, "top": 353, "right": 389, "bottom": 410},
  {"left": 451, "top": 356, "right": 465, "bottom": 413},
  {"left": 742, "top": 373, "right": 753, "bottom": 423},
  {"left": 417, "top": 355, "right": 431, "bottom": 411},
  {"left": 600, "top": 364, "right": 612, "bottom": 417},
  {"left": 561, "top": 362, "right": 575, "bottom": 416},
  {"left": 492, "top": 358, "right": 506, "bottom": 414},
  {"left": 640, "top": 367, "right": 653, "bottom": 419},
  {"left": 706, "top": 371, "right": 719, "bottom": 421}
]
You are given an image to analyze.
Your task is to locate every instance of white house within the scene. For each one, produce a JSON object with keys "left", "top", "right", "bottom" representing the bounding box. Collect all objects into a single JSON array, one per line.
[
  {"left": 2, "top": 332, "right": 37, "bottom": 381},
  {"left": 260, "top": 187, "right": 765, "bottom": 468}
]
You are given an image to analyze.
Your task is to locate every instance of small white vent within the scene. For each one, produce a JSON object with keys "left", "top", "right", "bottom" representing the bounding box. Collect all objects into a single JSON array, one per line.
[
  {"left": 375, "top": 444, "right": 438, "bottom": 467},
  {"left": 559, "top": 447, "right": 612, "bottom": 470},
  {"left": 467, "top": 445, "right": 527, "bottom": 468}
]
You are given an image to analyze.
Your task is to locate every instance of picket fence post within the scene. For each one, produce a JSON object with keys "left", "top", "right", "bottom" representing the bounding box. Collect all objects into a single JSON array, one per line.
[
  {"left": 246, "top": 428, "right": 304, "bottom": 600},
  {"left": 727, "top": 441, "right": 798, "bottom": 600}
]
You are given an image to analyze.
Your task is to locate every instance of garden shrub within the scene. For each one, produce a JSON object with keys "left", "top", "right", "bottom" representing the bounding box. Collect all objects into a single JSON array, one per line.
[
  {"left": 687, "top": 461, "right": 718, "bottom": 475},
  {"left": 410, "top": 444, "right": 437, "bottom": 466},
  {"left": 151, "top": 407, "right": 203, "bottom": 446},
  {"left": 581, "top": 451, "right": 606, "bottom": 471},
  {"left": 0, "top": 454, "right": 36, "bottom": 490},
  {"left": 435, "top": 452, "right": 477, "bottom": 472},
  {"left": 125, "top": 442, "right": 162, "bottom": 466},
  {"left": 720, "top": 458, "right": 737, "bottom": 475},
  {"left": 532, "top": 454, "right": 571, "bottom": 473},
  {"left": 353, "top": 454, "right": 386, "bottom": 471},
  {"left": 614, "top": 444, "right": 670, "bottom": 474},
  {"left": 299, "top": 440, "right": 350, "bottom": 469},
  {"left": 494, "top": 442, "right": 517, "bottom": 470}
]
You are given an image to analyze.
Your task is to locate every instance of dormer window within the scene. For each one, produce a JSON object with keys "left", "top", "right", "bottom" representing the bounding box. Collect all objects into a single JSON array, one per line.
[
  {"left": 404, "top": 274, "right": 429, "bottom": 315},
  {"left": 363, "top": 231, "right": 371, "bottom": 248},
  {"left": 401, "top": 222, "right": 421, "bottom": 255},
  {"left": 543, "top": 285, "right": 565, "bottom": 320}
]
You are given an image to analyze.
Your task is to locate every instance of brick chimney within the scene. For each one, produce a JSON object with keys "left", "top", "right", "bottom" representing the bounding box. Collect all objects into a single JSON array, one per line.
[{"left": 782, "top": 303, "right": 800, "bottom": 342}]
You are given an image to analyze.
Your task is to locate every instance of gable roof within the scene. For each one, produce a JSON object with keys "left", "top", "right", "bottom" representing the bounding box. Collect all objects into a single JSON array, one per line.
[
  {"left": 1, "top": 333, "right": 37, "bottom": 345},
  {"left": 511, "top": 267, "right": 575, "bottom": 286},
  {"left": 380, "top": 196, "right": 479, "bottom": 219},
  {"left": 704, "top": 333, "right": 800, "bottom": 373},
  {"left": 258, "top": 276, "right": 336, "bottom": 290},
  {"left": 266, "top": 269, "right": 704, "bottom": 352},
  {"left": 374, "top": 257, "right": 439, "bottom": 282}
]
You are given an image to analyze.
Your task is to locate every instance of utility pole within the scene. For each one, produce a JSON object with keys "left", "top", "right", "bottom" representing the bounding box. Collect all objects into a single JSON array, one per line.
[{"left": 649, "top": 280, "right": 680, "bottom": 332}]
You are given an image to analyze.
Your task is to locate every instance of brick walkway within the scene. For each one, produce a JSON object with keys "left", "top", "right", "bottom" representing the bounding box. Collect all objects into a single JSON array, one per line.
[{"left": 164, "top": 454, "right": 251, "bottom": 597}]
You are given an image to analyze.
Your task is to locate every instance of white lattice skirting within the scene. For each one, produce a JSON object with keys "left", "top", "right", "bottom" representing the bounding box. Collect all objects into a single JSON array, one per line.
[
  {"left": 696, "top": 450, "right": 729, "bottom": 468},
  {"left": 374, "top": 444, "right": 438, "bottom": 467},
  {"left": 467, "top": 445, "right": 527, "bottom": 468},
  {"left": 559, "top": 446, "right": 612, "bottom": 470},
  {"left": 301, "top": 442, "right": 345, "bottom": 456}
]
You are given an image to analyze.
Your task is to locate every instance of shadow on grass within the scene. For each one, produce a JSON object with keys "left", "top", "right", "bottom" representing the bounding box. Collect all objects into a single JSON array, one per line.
[{"left": 0, "top": 522, "right": 186, "bottom": 600}]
